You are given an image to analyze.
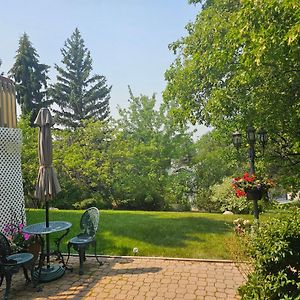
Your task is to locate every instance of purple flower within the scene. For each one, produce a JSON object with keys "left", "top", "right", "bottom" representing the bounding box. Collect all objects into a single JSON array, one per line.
[{"left": 23, "top": 233, "right": 31, "bottom": 241}]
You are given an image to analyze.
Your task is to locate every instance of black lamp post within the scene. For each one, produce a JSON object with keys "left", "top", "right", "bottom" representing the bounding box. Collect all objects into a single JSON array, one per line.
[{"left": 232, "top": 125, "right": 267, "bottom": 220}]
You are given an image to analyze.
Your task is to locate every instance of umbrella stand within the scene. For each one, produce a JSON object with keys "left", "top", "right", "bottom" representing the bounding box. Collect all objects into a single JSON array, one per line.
[
  {"left": 45, "top": 200, "right": 50, "bottom": 269},
  {"left": 33, "top": 108, "right": 64, "bottom": 282},
  {"left": 34, "top": 188, "right": 65, "bottom": 283}
]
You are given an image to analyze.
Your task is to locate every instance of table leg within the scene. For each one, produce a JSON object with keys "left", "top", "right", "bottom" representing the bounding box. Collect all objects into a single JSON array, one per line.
[
  {"left": 33, "top": 234, "right": 45, "bottom": 286},
  {"left": 54, "top": 228, "right": 72, "bottom": 270}
]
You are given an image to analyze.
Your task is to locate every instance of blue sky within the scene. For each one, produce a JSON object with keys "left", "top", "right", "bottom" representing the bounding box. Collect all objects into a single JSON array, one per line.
[{"left": 0, "top": 0, "right": 209, "bottom": 135}]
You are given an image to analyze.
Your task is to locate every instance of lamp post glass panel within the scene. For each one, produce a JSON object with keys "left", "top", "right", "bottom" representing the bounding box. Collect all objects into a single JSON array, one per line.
[
  {"left": 247, "top": 126, "right": 256, "bottom": 175},
  {"left": 232, "top": 126, "right": 267, "bottom": 220},
  {"left": 232, "top": 131, "right": 242, "bottom": 151},
  {"left": 257, "top": 129, "right": 267, "bottom": 154}
]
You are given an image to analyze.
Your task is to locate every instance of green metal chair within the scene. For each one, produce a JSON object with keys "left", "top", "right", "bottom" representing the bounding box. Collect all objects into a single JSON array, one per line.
[
  {"left": 66, "top": 207, "right": 103, "bottom": 275},
  {"left": 0, "top": 232, "right": 34, "bottom": 300}
]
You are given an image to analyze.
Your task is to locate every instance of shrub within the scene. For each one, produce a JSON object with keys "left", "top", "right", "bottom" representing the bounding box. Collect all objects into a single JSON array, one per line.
[
  {"left": 192, "top": 188, "right": 223, "bottom": 212},
  {"left": 239, "top": 213, "right": 300, "bottom": 299},
  {"left": 210, "top": 177, "right": 252, "bottom": 213},
  {"left": 73, "top": 194, "right": 112, "bottom": 210},
  {"left": 272, "top": 200, "right": 300, "bottom": 212}
]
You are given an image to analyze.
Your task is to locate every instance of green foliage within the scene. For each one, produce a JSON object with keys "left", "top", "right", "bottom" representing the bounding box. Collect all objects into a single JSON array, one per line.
[
  {"left": 239, "top": 213, "right": 300, "bottom": 299},
  {"left": 52, "top": 120, "right": 113, "bottom": 208},
  {"left": 73, "top": 194, "right": 111, "bottom": 210},
  {"left": 18, "top": 116, "right": 40, "bottom": 207},
  {"left": 110, "top": 89, "right": 195, "bottom": 210},
  {"left": 0, "top": 58, "right": 3, "bottom": 75},
  {"left": 271, "top": 201, "right": 300, "bottom": 212},
  {"left": 164, "top": 0, "right": 300, "bottom": 189},
  {"left": 193, "top": 188, "right": 217, "bottom": 212},
  {"left": 165, "top": 0, "right": 300, "bottom": 135},
  {"left": 192, "top": 130, "right": 237, "bottom": 211},
  {"left": 9, "top": 33, "right": 50, "bottom": 125},
  {"left": 51, "top": 28, "right": 111, "bottom": 129},
  {"left": 194, "top": 131, "right": 235, "bottom": 189},
  {"left": 210, "top": 177, "right": 252, "bottom": 214},
  {"left": 194, "top": 130, "right": 236, "bottom": 184},
  {"left": 164, "top": 168, "right": 193, "bottom": 211},
  {"left": 19, "top": 91, "right": 196, "bottom": 211}
]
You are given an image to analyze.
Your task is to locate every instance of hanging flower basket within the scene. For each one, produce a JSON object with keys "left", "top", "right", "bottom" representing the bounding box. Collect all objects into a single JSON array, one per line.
[
  {"left": 231, "top": 172, "right": 274, "bottom": 198},
  {"left": 246, "top": 188, "right": 263, "bottom": 200}
]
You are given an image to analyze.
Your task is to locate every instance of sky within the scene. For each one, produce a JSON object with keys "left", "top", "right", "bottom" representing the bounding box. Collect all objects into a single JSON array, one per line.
[{"left": 0, "top": 0, "right": 209, "bottom": 136}]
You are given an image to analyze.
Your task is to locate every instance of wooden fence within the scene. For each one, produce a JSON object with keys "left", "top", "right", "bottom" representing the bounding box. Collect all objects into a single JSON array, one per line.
[{"left": 0, "top": 76, "right": 17, "bottom": 128}]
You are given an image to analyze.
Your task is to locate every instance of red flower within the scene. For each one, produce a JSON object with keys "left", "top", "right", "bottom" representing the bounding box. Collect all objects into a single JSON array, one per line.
[
  {"left": 243, "top": 172, "right": 256, "bottom": 182},
  {"left": 236, "top": 189, "right": 246, "bottom": 198}
]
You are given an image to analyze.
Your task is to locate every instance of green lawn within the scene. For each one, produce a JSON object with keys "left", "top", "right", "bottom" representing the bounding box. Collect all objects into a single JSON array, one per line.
[{"left": 26, "top": 209, "right": 254, "bottom": 259}]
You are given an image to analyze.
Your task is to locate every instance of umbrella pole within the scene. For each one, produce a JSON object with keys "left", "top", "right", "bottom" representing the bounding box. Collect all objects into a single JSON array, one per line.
[{"left": 45, "top": 200, "right": 50, "bottom": 268}]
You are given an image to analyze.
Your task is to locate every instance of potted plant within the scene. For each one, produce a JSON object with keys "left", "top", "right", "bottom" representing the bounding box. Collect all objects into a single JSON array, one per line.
[
  {"left": 231, "top": 172, "right": 274, "bottom": 200},
  {"left": 2, "top": 222, "right": 40, "bottom": 260}
]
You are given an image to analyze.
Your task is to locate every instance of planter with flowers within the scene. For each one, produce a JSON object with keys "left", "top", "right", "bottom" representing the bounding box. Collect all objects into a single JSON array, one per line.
[
  {"left": 3, "top": 222, "right": 40, "bottom": 261},
  {"left": 232, "top": 172, "right": 274, "bottom": 200}
]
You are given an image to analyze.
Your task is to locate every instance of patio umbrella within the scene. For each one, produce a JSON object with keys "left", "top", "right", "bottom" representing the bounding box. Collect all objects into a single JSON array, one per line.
[{"left": 34, "top": 108, "right": 61, "bottom": 268}]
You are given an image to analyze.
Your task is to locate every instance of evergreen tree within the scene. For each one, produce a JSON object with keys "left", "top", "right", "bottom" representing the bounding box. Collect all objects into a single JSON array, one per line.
[
  {"left": 9, "top": 33, "right": 50, "bottom": 125},
  {"left": 51, "top": 28, "right": 111, "bottom": 129},
  {"left": 0, "top": 59, "right": 4, "bottom": 75}
]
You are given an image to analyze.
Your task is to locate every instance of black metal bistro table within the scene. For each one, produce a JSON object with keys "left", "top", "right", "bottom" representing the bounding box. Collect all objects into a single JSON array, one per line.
[{"left": 23, "top": 221, "right": 72, "bottom": 282}]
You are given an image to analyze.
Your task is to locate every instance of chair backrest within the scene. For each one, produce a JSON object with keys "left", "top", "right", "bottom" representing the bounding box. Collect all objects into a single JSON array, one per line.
[
  {"left": 0, "top": 232, "right": 12, "bottom": 262},
  {"left": 80, "top": 207, "right": 99, "bottom": 238}
]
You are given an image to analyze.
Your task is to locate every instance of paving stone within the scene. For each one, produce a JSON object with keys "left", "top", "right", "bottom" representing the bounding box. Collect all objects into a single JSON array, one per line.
[{"left": 0, "top": 256, "right": 245, "bottom": 299}]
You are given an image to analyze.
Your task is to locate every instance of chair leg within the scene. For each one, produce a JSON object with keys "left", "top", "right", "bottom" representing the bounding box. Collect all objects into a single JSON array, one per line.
[
  {"left": 93, "top": 240, "right": 103, "bottom": 266},
  {"left": 65, "top": 242, "right": 72, "bottom": 267},
  {"left": 78, "top": 246, "right": 85, "bottom": 275},
  {"left": 4, "top": 273, "right": 12, "bottom": 300}
]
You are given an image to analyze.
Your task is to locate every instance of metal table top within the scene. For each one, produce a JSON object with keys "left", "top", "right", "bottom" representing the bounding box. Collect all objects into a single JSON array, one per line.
[{"left": 23, "top": 221, "right": 72, "bottom": 235}]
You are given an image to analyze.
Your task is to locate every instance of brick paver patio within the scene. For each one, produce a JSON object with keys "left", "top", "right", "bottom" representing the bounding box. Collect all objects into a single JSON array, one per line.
[{"left": 0, "top": 256, "right": 245, "bottom": 299}]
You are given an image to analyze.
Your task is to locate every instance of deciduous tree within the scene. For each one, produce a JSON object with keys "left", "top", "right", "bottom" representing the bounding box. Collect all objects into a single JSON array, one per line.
[
  {"left": 110, "top": 89, "right": 195, "bottom": 210},
  {"left": 164, "top": 0, "right": 300, "bottom": 189}
]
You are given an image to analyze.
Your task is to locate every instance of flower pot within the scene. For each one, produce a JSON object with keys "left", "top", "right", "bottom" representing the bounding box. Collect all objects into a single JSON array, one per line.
[
  {"left": 246, "top": 188, "right": 263, "bottom": 200},
  {"left": 26, "top": 238, "right": 41, "bottom": 262}
]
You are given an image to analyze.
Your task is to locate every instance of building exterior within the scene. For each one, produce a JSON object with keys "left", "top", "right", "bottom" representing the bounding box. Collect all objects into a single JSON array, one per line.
[
  {"left": 0, "top": 76, "right": 25, "bottom": 232},
  {"left": 0, "top": 76, "right": 17, "bottom": 128}
]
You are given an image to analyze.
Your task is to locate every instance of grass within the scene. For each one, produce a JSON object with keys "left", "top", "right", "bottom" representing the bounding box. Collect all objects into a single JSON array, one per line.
[{"left": 26, "top": 209, "right": 254, "bottom": 259}]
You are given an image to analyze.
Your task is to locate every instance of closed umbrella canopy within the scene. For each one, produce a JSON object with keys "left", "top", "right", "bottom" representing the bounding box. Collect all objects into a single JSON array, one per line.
[
  {"left": 34, "top": 108, "right": 61, "bottom": 201},
  {"left": 34, "top": 107, "right": 61, "bottom": 274}
]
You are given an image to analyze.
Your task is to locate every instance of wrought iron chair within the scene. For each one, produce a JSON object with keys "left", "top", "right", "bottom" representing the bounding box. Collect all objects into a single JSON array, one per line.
[
  {"left": 66, "top": 207, "right": 103, "bottom": 275},
  {"left": 0, "top": 232, "right": 34, "bottom": 300}
]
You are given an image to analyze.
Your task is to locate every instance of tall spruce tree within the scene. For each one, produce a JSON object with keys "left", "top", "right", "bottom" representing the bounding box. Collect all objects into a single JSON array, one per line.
[
  {"left": 9, "top": 33, "right": 50, "bottom": 125},
  {"left": 0, "top": 59, "right": 3, "bottom": 75},
  {"left": 51, "top": 28, "right": 111, "bottom": 129}
]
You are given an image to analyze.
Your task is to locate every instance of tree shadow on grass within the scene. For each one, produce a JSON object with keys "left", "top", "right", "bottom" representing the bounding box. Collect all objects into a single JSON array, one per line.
[
  {"left": 99, "top": 212, "right": 234, "bottom": 252},
  {"left": 26, "top": 210, "right": 235, "bottom": 258}
]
